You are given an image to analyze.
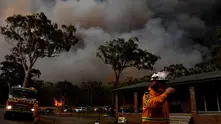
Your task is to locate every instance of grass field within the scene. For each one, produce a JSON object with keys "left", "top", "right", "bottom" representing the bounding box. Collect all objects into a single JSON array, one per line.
[{"left": 39, "top": 106, "right": 116, "bottom": 124}]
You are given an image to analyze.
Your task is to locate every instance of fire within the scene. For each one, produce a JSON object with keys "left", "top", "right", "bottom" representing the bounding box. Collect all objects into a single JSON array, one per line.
[{"left": 53, "top": 98, "right": 63, "bottom": 107}]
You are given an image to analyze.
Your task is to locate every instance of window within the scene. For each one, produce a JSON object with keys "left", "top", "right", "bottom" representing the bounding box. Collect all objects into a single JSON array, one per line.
[
  {"left": 205, "top": 91, "right": 218, "bottom": 111},
  {"left": 196, "top": 92, "right": 205, "bottom": 111},
  {"left": 217, "top": 90, "right": 221, "bottom": 111},
  {"left": 196, "top": 84, "right": 220, "bottom": 112},
  {"left": 169, "top": 101, "right": 182, "bottom": 113},
  {"left": 168, "top": 88, "right": 190, "bottom": 113}
]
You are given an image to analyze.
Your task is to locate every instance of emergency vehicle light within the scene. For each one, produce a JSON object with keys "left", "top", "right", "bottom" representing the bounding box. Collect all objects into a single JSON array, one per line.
[{"left": 6, "top": 105, "right": 12, "bottom": 110}]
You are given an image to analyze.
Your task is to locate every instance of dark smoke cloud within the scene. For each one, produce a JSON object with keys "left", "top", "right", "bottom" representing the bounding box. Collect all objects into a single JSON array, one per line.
[{"left": 0, "top": 0, "right": 219, "bottom": 83}]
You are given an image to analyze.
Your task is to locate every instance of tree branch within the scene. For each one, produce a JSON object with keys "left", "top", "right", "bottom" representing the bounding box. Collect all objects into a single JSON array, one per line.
[
  {"left": 29, "top": 44, "right": 39, "bottom": 68},
  {"left": 18, "top": 45, "right": 27, "bottom": 71},
  {"left": 114, "top": 70, "right": 122, "bottom": 88},
  {"left": 31, "top": 57, "right": 39, "bottom": 68}
]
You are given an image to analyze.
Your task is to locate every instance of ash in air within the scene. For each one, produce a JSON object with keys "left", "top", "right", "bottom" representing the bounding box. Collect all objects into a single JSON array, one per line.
[{"left": 0, "top": 0, "right": 219, "bottom": 83}]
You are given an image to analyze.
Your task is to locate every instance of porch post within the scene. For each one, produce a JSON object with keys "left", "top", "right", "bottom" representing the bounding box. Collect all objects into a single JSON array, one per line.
[
  {"left": 189, "top": 86, "right": 197, "bottom": 124},
  {"left": 115, "top": 93, "right": 119, "bottom": 115},
  {"left": 134, "top": 91, "right": 138, "bottom": 113}
]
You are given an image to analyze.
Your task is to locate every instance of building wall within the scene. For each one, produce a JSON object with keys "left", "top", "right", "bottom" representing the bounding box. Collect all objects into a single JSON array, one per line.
[
  {"left": 117, "top": 81, "right": 221, "bottom": 124},
  {"left": 119, "top": 88, "right": 191, "bottom": 113},
  {"left": 118, "top": 113, "right": 192, "bottom": 123},
  {"left": 119, "top": 113, "right": 221, "bottom": 124},
  {"left": 196, "top": 114, "right": 221, "bottom": 124}
]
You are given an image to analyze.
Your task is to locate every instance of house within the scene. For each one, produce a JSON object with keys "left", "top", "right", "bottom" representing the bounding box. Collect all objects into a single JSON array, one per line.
[{"left": 114, "top": 71, "right": 221, "bottom": 124}]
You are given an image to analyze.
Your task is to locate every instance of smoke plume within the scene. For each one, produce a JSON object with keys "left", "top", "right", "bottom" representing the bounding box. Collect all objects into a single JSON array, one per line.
[{"left": 0, "top": 0, "right": 218, "bottom": 83}]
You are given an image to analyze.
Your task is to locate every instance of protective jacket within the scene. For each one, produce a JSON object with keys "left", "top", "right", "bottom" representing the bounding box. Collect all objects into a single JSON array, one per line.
[
  {"left": 33, "top": 102, "right": 40, "bottom": 123},
  {"left": 142, "top": 88, "right": 169, "bottom": 124}
]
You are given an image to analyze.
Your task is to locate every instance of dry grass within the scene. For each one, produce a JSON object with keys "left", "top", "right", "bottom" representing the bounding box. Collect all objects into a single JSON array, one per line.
[
  {"left": 38, "top": 106, "right": 116, "bottom": 124},
  {"left": 38, "top": 118, "right": 55, "bottom": 124},
  {"left": 39, "top": 106, "right": 55, "bottom": 109},
  {"left": 72, "top": 112, "right": 116, "bottom": 124},
  {"left": 38, "top": 116, "right": 112, "bottom": 124},
  {"left": 18, "top": 113, "right": 115, "bottom": 124}
]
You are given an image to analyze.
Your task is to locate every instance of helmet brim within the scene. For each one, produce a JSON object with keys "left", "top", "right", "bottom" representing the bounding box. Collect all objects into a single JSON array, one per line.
[{"left": 151, "top": 79, "right": 169, "bottom": 82}]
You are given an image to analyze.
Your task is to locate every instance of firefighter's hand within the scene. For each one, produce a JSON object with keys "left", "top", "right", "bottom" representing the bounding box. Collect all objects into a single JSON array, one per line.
[{"left": 165, "top": 87, "right": 175, "bottom": 94}]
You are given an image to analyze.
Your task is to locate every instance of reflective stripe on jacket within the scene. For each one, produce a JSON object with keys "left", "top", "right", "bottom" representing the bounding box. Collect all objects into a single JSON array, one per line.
[
  {"left": 142, "top": 117, "right": 169, "bottom": 122},
  {"left": 142, "top": 88, "right": 169, "bottom": 124},
  {"left": 33, "top": 103, "right": 40, "bottom": 122}
]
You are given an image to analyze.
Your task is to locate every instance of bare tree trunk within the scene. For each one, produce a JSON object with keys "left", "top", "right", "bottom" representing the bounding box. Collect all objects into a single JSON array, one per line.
[
  {"left": 7, "top": 82, "right": 11, "bottom": 91},
  {"left": 90, "top": 88, "right": 93, "bottom": 106},
  {"left": 111, "top": 73, "right": 120, "bottom": 117},
  {"left": 22, "top": 72, "right": 29, "bottom": 87}
]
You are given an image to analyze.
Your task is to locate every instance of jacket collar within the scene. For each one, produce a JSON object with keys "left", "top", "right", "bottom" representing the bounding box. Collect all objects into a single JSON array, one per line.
[{"left": 148, "top": 87, "right": 160, "bottom": 96}]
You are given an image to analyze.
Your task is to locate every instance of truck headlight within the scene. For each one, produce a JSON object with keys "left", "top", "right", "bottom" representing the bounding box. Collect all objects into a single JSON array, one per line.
[
  {"left": 31, "top": 108, "right": 34, "bottom": 111},
  {"left": 6, "top": 105, "right": 12, "bottom": 110}
]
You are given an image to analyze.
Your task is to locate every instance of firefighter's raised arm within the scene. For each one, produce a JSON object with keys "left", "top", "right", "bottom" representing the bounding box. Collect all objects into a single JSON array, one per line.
[
  {"left": 143, "top": 92, "right": 167, "bottom": 109},
  {"left": 143, "top": 87, "right": 174, "bottom": 109}
]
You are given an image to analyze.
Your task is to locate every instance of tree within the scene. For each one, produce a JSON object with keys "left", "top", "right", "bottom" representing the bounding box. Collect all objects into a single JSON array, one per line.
[
  {"left": 38, "top": 82, "right": 59, "bottom": 106},
  {"left": 162, "top": 64, "right": 191, "bottom": 79},
  {"left": 116, "top": 76, "right": 143, "bottom": 88},
  {"left": 161, "top": 25, "right": 221, "bottom": 79},
  {"left": 0, "top": 54, "right": 41, "bottom": 90},
  {"left": 193, "top": 25, "right": 221, "bottom": 72},
  {"left": 97, "top": 37, "right": 159, "bottom": 88},
  {"left": 162, "top": 63, "right": 217, "bottom": 79},
  {"left": 0, "top": 12, "right": 78, "bottom": 87},
  {"left": 56, "top": 80, "right": 75, "bottom": 106},
  {"left": 0, "top": 77, "right": 10, "bottom": 104},
  {"left": 80, "top": 81, "right": 112, "bottom": 106}
]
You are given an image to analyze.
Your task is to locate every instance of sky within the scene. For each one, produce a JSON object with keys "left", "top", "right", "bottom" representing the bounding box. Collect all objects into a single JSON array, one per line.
[{"left": 0, "top": 0, "right": 218, "bottom": 83}]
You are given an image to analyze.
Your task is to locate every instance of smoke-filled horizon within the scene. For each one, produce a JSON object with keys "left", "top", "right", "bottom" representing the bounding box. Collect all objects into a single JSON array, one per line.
[{"left": 0, "top": 0, "right": 219, "bottom": 84}]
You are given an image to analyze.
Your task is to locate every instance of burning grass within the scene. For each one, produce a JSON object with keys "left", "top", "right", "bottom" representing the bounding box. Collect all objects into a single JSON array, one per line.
[{"left": 53, "top": 98, "right": 63, "bottom": 107}]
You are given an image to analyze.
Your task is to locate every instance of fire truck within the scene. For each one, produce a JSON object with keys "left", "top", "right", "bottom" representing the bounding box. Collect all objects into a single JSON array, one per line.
[{"left": 4, "top": 85, "right": 37, "bottom": 120}]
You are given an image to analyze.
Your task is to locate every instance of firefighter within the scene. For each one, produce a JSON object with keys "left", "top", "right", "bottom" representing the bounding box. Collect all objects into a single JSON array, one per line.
[
  {"left": 33, "top": 101, "right": 40, "bottom": 124},
  {"left": 142, "top": 71, "right": 175, "bottom": 124}
]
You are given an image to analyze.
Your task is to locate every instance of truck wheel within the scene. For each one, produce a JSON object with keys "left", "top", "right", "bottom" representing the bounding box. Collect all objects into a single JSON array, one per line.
[{"left": 4, "top": 112, "right": 10, "bottom": 120}]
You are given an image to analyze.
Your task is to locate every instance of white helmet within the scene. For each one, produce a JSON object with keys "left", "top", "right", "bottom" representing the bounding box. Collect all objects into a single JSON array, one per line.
[{"left": 151, "top": 71, "right": 169, "bottom": 81}]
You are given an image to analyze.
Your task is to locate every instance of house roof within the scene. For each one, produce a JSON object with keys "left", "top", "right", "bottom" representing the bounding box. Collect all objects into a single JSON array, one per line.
[
  {"left": 115, "top": 71, "right": 221, "bottom": 91},
  {"left": 168, "top": 70, "right": 221, "bottom": 85},
  {"left": 114, "top": 82, "right": 151, "bottom": 91}
]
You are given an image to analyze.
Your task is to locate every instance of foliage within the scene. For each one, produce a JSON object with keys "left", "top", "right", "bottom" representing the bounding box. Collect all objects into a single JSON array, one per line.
[
  {"left": 30, "top": 79, "right": 44, "bottom": 90},
  {"left": 115, "top": 76, "right": 144, "bottom": 88},
  {"left": 97, "top": 37, "right": 159, "bottom": 87},
  {"left": 0, "top": 54, "right": 41, "bottom": 89},
  {"left": 80, "top": 81, "right": 112, "bottom": 106},
  {"left": 162, "top": 64, "right": 191, "bottom": 79},
  {"left": 163, "top": 63, "right": 221, "bottom": 79},
  {"left": 161, "top": 25, "right": 221, "bottom": 78},
  {"left": 37, "top": 82, "right": 59, "bottom": 106},
  {"left": 0, "top": 78, "right": 9, "bottom": 104},
  {"left": 55, "top": 80, "right": 75, "bottom": 105},
  {"left": 0, "top": 12, "right": 78, "bottom": 87},
  {"left": 191, "top": 25, "right": 221, "bottom": 73}
]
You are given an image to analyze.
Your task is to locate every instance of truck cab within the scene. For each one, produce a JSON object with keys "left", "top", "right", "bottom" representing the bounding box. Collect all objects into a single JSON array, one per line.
[{"left": 4, "top": 86, "right": 37, "bottom": 120}]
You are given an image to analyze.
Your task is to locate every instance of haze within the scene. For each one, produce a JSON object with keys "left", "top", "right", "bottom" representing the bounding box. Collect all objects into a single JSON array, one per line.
[{"left": 0, "top": 0, "right": 217, "bottom": 83}]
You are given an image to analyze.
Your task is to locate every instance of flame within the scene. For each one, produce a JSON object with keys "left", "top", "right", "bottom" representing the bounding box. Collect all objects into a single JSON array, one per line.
[{"left": 53, "top": 98, "right": 63, "bottom": 107}]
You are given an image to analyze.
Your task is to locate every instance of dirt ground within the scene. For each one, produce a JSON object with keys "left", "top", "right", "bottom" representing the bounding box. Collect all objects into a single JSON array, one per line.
[{"left": 38, "top": 113, "right": 116, "bottom": 124}]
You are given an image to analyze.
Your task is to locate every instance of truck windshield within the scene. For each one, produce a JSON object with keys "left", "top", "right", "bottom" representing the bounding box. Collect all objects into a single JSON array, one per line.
[{"left": 10, "top": 88, "right": 37, "bottom": 99}]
